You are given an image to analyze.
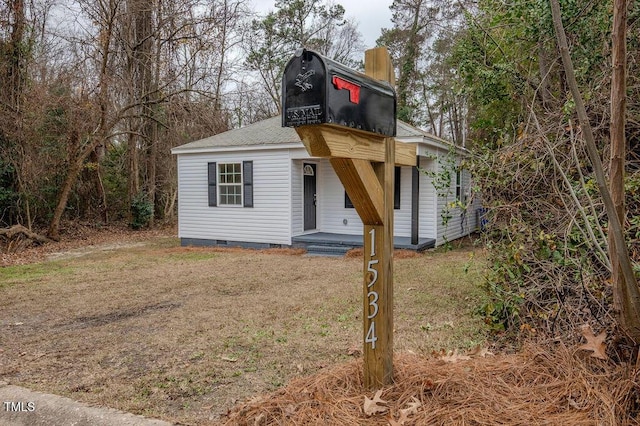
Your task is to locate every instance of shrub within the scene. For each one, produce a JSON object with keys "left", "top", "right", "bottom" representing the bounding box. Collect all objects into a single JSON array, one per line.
[{"left": 130, "top": 192, "right": 153, "bottom": 229}]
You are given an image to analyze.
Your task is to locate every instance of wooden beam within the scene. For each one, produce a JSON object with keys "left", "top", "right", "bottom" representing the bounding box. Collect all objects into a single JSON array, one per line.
[
  {"left": 295, "top": 125, "right": 332, "bottom": 158},
  {"left": 330, "top": 158, "right": 384, "bottom": 225},
  {"left": 365, "top": 48, "right": 396, "bottom": 85},
  {"left": 362, "top": 47, "right": 395, "bottom": 389},
  {"left": 362, "top": 136, "right": 395, "bottom": 388},
  {"left": 295, "top": 125, "right": 416, "bottom": 167},
  {"left": 363, "top": 223, "right": 389, "bottom": 386}
]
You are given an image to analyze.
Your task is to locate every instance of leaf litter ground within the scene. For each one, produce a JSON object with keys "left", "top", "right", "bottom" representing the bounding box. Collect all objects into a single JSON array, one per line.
[
  {"left": 1, "top": 227, "right": 638, "bottom": 424},
  {"left": 224, "top": 344, "right": 639, "bottom": 425}
]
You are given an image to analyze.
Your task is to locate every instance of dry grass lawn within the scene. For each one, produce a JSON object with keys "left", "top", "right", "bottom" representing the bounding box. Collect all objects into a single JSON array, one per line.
[{"left": 0, "top": 235, "right": 487, "bottom": 424}]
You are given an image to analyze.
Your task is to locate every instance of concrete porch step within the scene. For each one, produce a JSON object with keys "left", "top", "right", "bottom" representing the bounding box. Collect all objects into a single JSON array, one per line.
[
  {"left": 305, "top": 244, "right": 353, "bottom": 256},
  {"left": 293, "top": 232, "right": 436, "bottom": 253}
]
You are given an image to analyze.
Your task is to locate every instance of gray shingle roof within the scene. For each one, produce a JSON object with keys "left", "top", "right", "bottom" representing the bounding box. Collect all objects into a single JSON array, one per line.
[
  {"left": 173, "top": 116, "right": 297, "bottom": 151},
  {"left": 172, "top": 115, "right": 442, "bottom": 152}
]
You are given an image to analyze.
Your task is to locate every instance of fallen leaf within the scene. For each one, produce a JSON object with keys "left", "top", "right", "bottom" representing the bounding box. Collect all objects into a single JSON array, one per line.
[
  {"left": 399, "top": 397, "right": 422, "bottom": 417},
  {"left": 388, "top": 413, "right": 406, "bottom": 426},
  {"left": 466, "top": 345, "right": 494, "bottom": 358},
  {"left": 388, "top": 397, "right": 422, "bottom": 425},
  {"left": 364, "top": 389, "right": 388, "bottom": 416},
  {"left": 578, "top": 324, "right": 608, "bottom": 360},
  {"left": 440, "top": 349, "right": 471, "bottom": 363}
]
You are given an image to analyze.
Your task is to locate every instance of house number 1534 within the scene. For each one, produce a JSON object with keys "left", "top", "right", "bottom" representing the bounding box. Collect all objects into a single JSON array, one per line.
[{"left": 366, "top": 228, "right": 379, "bottom": 349}]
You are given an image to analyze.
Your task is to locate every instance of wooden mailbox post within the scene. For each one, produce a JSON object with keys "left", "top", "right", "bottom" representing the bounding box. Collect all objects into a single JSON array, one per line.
[{"left": 282, "top": 47, "right": 416, "bottom": 388}]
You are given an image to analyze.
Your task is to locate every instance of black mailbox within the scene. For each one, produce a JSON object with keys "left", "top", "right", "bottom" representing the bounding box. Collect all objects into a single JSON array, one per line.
[{"left": 282, "top": 49, "right": 396, "bottom": 137}]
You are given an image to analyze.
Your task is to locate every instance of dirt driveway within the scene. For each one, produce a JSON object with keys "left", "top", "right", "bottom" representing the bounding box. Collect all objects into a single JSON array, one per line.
[{"left": 0, "top": 236, "right": 486, "bottom": 425}]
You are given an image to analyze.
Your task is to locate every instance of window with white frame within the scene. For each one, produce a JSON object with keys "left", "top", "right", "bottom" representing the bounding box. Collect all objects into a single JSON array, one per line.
[
  {"left": 218, "top": 163, "right": 242, "bottom": 205},
  {"left": 208, "top": 161, "right": 253, "bottom": 208},
  {"left": 455, "top": 169, "right": 466, "bottom": 204}
]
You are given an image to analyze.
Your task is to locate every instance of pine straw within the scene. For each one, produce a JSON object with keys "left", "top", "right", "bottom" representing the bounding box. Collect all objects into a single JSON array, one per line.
[{"left": 222, "top": 343, "right": 640, "bottom": 425}]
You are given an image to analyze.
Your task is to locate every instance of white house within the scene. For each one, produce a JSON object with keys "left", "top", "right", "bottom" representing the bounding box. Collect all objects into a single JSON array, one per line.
[{"left": 171, "top": 116, "right": 480, "bottom": 255}]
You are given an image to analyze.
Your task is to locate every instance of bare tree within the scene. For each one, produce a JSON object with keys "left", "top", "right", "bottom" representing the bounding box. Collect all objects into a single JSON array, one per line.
[{"left": 47, "top": 0, "right": 123, "bottom": 239}]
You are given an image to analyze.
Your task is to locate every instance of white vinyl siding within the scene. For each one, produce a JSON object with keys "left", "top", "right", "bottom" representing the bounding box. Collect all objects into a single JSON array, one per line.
[
  {"left": 176, "top": 141, "right": 478, "bottom": 248},
  {"left": 317, "top": 159, "right": 362, "bottom": 235},
  {"left": 315, "top": 160, "right": 416, "bottom": 238},
  {"left": 177, "top": 150, "right": 291, "bottom": 245},
  {"left": 417, "top": 156, "right": 437, "bottom": 240}
]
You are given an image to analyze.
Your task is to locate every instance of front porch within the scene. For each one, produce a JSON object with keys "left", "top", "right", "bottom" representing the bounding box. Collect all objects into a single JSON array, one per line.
[{"left": 292, "top": 232, "right": 435, "bottom": 256}]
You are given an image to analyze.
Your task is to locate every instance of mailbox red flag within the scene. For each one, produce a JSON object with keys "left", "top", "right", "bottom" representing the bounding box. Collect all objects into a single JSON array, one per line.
[{"left": 332, "top": 75, "right": 361, "bottom": 104}]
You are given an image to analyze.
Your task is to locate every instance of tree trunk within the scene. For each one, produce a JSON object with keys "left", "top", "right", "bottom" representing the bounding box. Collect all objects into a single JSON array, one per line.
[
  {"left": 396, "top": 0, "right": 422, "bottom": 124},
  {"left": 48, "top": 131, "right": 83, "bottom": 241},
  {"left": 537, "top": 40, "right": 552, "bottom": 108},
  {"left": 610, "top": 0, "right": 634, "bottom": 336},
  {"left": 2, "top": 0, "right": 28, "bottom": 227},
  {"left": 126, "top": 0, "right": 154, "bottom": 214},
  {"left": 551, "top": 0, "right": 640, "bottom": 341},
  {"left": 146, "top": 111, "right": 157, "bottom": 224},
  {"left": 47, "top": 0, "right": 118, "bottom": 238},
  {"left": 90, "top": 149, "right": 108, "bottom": 223},
  {"left": 8, "top": 0, "right": 26, "bottom": 110}
]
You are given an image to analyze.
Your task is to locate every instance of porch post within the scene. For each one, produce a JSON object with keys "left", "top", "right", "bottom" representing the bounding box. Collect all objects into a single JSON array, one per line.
[{"left": 411, "top": 156, "right": 420, "bottom": 246}]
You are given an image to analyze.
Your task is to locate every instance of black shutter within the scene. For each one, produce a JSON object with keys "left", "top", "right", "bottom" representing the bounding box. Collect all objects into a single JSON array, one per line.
[
  {"left": 345, "top": 191, "right": 354, "bottom": 208},
  {"left": 394, "top": 166, "right": 401, "bottom": 209},
  {"left": 208, "top": 162, "right": 217, "bottom": 207},
  {"left": 243, "top": 161, "right": 253, "bottom": 207}
]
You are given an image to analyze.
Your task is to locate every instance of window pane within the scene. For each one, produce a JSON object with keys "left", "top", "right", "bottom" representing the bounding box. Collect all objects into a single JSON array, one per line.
[
  {"left": 231, "top": 164, "right": 241, "bottom": 183},
  {"left": 218, "top": 164, "right": 226, "bottom": 183},
  {"left": 219, "top": 184, "right": 242, "bottom": 205},
  {"left": 219, "top": 163, "right": 242, "bottom": 186}
]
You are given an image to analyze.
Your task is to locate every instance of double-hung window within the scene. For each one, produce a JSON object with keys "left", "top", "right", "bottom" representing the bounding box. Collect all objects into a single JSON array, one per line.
[
  {"left": 208, "top": 161, "right": 253, "bottom": 207},
  {"left": 218, "top": 163, "right": 243, "bottom": 206},
  {"left": 455, "top": 169, "right": 463, "bottom": 203}
]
